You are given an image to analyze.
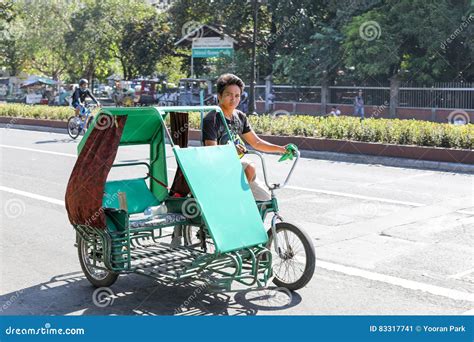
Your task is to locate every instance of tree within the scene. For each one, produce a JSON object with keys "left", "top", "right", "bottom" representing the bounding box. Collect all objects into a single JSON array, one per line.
[
  {"left": 341, "top": 0, "right": 473, "bottom": 117},
  {"left": 13, "top": 0, "right": 77, "bottom": 80},
  {"left": 0, "top": 1, "right": 27, "bottom": 76},
  {"left": 65, "top": 0, "right": 173, "bottom": 81},
  {"left": 341, "top": 0, "right": 472, "bottom": 84},
  {"left": 65, "top": 0, "right": 125, "bottom": 83},
  {"left": 120, "top": 14, "right": 173, "bottom": 79}
]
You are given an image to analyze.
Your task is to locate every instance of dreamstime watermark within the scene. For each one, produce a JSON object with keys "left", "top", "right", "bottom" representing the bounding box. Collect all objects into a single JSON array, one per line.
[
  {"left": 372, "top": 101, "right": 388, "bottom": 117},
  {"left": 447, "top": 109, "right": 470, "bottom": 125},
  {"left": 359, "top": 201, "right": 380, "bottom": 218},
  {"left": 84, "top": 192, "right": 119, "bottom": 226},
  {"left": 174, "top": 281, "right": 210, "bottom": 314},
  {"left": 0, "top": 290, "right": 24, "bottom": 313},
  {"left": 181, "top": 198, "right": 201, "bottom": 219},
  {"left": 359, "top": 20, "right": 381, "bottom": 41},
  {"left": 440, "top": 14, "right": 474, "bottom": 50},
  {"left": 4, "top": 322, "right": 85, "bottom": 336},
  {"left": 271, "top": 109, "right": 291, "bottom": 118},
  {"left": 92, "top": 287, "right": 115, "bottom": 308},
  {"left": 172, "top": 123, "right": 190, "bottom": 140},
  {"left": 4, "top": 117, "right": 20, "bottom": 130},
  {"left": 17, "top": 0, "right": 84, "bottom": 5},
  {"left": 261, "top": 12, "right": 303, "bottom": 49},
  {"left": 4, "top": 198, "right": 26, "bottom": 219},
  {"left": 94, "top": 114, "right": 115, "bottom": 131},
  {"left": 181, "top": 20, "right": 204, "bottom": 41}
]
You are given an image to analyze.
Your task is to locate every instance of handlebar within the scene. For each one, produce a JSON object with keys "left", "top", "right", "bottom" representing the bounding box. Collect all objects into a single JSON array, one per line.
[{"left": 246, "top": 149, "right": 300, "bottom": 191}]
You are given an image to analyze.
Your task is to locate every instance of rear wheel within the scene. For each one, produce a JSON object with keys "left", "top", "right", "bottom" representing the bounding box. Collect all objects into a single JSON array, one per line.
[
  {"left": 267, "top": 222, "right": 315, "bottom": 291},
  {"left": 78, "top": 234, "right": 118, "bottom": 287},
  {"left": 67, "top": 116, "right": 82, "bottom": 139},
  {"left": 183, "top": 225, "right": 215, "bottom": 253}
]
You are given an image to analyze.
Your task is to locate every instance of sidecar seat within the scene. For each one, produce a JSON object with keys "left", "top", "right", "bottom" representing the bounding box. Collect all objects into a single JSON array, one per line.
[{"left": 102, "top": 178, "right": 160, "bottom": 214}]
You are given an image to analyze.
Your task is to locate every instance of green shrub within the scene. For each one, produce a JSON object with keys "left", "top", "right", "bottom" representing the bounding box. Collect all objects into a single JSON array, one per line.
[
  {"left": 1, "top": 104, "right": 472, "bottom": 149},
  {"left": 0, "top": 104, "right": 74, "bottom": 121}
]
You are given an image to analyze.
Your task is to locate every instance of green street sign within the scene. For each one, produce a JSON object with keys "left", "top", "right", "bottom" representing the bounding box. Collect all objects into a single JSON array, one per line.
[{"left": 192, "top": 47, "right": 233, "bottom": 58}]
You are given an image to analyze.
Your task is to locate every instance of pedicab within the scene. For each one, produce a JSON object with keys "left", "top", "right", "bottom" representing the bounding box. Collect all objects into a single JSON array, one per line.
[{"left": 65, "top": 106, "right": 315, "bottom": 292}]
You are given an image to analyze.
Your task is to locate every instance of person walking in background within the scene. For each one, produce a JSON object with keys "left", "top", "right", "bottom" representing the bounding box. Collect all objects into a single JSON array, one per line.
[
  {"left": 354, "top": 89, "right": 365, "bottom": 119},
  {"left": 267, "top": 90, "right": 276, "bottom": 113}
]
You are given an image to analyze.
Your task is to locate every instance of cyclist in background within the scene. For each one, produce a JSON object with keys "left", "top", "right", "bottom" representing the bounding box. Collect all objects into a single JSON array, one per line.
[{"left": 72, "top": 79, "right": 100, "bottom": 117}]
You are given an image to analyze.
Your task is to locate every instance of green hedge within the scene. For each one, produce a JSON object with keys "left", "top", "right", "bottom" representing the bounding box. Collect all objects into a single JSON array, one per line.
[
  {"left": 248, "top": 115, "right": 474, "bottom": 150},
  {"left": 1, "top": 104, "right": 472, "bottom": 149},
  {"left": 0, "top": 104, "right": 75, "bottom": 121}
]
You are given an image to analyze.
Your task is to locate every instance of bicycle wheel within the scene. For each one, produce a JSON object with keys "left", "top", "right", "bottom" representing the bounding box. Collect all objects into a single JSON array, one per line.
[
  {"left": 77, "top": 233, "right": 118, "bottom": 288},
  {"left": 183, "top": 225, "right": 215, "bottom": 253},
  {"left": 67, "top": 116, "right": 82, "bottom": 139},
  {"left": 267, "top": 222, "right": 316, "bottom": 291}
]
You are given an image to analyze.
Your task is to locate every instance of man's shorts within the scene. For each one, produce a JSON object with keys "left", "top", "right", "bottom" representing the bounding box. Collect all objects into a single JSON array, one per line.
[
  {"left": 240, "top": 157, "right": 271, "bottom": 201},
  {"left": 240, "top": 157, "right": 253, "bottom": 171}
]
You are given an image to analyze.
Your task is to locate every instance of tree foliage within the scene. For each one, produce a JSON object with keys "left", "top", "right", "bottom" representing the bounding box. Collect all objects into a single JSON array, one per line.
[{"left": 2, "top": 0, "right": 472, "bottom": 85}]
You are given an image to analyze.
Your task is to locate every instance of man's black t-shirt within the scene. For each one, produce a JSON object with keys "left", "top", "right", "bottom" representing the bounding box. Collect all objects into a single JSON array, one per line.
[{"left": 202, "top": 110, "right": 251, "bottom": 145}]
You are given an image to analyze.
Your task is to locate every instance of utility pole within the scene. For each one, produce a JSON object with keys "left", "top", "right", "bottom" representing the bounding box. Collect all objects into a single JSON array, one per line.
[{"left": 248, "top": 0, "right": 258, "bottom": 115}]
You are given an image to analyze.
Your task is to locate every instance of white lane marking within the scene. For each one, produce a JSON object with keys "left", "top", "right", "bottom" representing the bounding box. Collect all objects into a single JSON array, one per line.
[
  {"left": 0, "top": 144, "right": 76, "bottom": 158},
  {"left": 286, "top": 185, "right": 425, "bottom": 207},
  {"left": 0, "top": 186, "right": 65, "bottom": 206},
  {"left": 1, "top": 185, "right": 472, "bottom": 302},
  {"left": 447, "top": 268, "right": 474, "bottom": 279},
  {"left": 317, "top": 260, "right": 474, "bottom": 302}
]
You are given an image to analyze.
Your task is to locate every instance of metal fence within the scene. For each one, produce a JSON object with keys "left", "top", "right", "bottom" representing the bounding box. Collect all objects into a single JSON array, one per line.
[
  {"left": 246, "top": 85, "right": 322, "bottom": 103},
  {"left": 259, "top": 82, "right": 474, "bottom": 109},
  {"left": 398, "top": 82, "right": 474, "bottom": 109},
  {"left": 329, "top": 86, "right": 390, "bottom": 106}
]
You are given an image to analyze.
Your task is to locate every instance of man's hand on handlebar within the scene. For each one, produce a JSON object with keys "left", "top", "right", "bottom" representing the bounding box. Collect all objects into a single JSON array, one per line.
[
  {"left": 235, "top": 143, "right": 247, "bottom": 155},
  {"left": 278, "top": 143, "right": 298, "bottom": 162}
]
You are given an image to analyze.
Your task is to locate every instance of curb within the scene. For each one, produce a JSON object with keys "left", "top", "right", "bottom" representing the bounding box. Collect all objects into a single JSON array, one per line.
[{"left": 1, "top": 117, "right": 473, "bottom": 174}]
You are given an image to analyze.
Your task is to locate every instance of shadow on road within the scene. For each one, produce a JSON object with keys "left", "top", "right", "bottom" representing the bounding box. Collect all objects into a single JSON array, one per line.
[{"left": 0, "top": 272, "right": 302, "bottom": 316}]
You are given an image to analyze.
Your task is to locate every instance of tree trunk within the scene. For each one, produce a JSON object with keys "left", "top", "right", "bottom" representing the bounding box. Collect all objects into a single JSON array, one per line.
[
  {"left": 267, "top": 10, "right": 277, "bottom": 77},
  {"left": 120, "top": 57, "right": 127, "bottom": 80}
]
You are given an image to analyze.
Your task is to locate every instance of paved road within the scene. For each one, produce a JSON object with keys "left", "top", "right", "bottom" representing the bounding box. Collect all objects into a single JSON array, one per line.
[{"left": 0, "top": 127, "right": 473, "bottom": 316}]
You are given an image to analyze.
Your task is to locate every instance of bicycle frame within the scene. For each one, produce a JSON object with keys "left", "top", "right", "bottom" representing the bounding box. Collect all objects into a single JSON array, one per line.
[
  {"left": 77, "top": 105, "right": 95, "bottom": 130},
  {"left": 247, "top": 150, "right": 301, "bottom": 257}
]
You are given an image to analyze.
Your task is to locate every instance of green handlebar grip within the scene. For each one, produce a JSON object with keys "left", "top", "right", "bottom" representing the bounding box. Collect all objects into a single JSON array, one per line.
[{"left": 278, "top": 143, "right": 298, "bottom": 162}]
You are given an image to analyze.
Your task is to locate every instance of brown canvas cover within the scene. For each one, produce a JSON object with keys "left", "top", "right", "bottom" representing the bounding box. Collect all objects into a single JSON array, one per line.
[
  {"left": 169, "top": 112, "right": 191, "bottom": 196},
  {"left": 65, "top": 114, "right": 127, "bottom": 229}
]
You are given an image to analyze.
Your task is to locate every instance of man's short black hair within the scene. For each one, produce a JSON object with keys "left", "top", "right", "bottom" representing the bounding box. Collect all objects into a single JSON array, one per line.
[{"left": 216, "top": 74, "right": 245, "bottom": 95}]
